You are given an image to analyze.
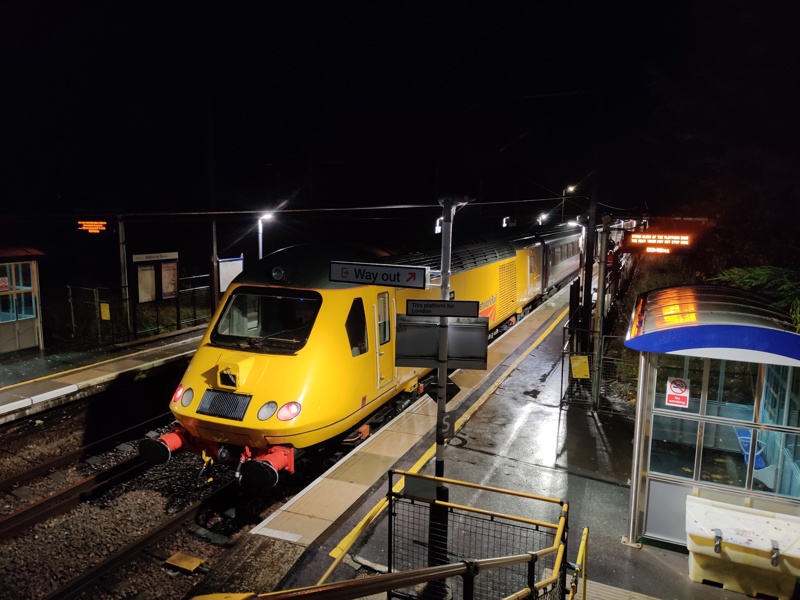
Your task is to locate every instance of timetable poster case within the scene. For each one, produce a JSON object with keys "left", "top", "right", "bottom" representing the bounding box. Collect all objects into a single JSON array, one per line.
[
  {"left": 138, "top": 264, "right": 156, "bottom": 303},
  {"left": 162, "top": 262, "right": 178, "bottom": 299},
  {"left": 132, "top": 252, "right": 179, "bottom": 304}
]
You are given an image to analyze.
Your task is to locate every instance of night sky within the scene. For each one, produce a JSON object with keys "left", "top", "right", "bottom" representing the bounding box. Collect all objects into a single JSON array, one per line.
[{"left": 2, "top": 3, "right": 799, "bottom": 229}]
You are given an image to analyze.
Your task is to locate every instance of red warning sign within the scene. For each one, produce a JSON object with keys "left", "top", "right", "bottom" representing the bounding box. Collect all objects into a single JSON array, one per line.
[{"left": 666, "top": 377, "right": 690, "bottom": 408}]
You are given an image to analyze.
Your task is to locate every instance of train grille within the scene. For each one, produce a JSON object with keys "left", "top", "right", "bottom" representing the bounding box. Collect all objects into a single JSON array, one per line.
[
  {"left": 498, "top": 260, "right": 517, "bottom": 316},
  {"left": 197, "top": 390, "right": 252, "bottom": 421}
]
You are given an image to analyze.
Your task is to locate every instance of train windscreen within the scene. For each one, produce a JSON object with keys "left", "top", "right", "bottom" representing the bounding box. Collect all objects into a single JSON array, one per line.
[{"left": 210, "top": 287, "right": 322, "bottom": 354}]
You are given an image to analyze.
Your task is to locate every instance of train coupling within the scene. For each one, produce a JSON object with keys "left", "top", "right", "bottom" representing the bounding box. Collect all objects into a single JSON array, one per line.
[
  {"left": 139, "top": 427, "right": 192, "bottom": 464},
  {"left": 236, "top": 446, "right": 295, "bottom": 491}
]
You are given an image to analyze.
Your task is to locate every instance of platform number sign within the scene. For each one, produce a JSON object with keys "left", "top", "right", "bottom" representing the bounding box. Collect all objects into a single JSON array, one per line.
[{"left": 666, "top": 377, "right": 690, "bottom": 408}]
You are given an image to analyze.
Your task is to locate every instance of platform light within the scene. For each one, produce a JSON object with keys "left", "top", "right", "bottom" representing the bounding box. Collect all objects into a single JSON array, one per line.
[
  {"left": 434, "top": 217, "right": 443, "bottom": 234},
  {"left": 502, "top": 216, "right": 516, "bottom": 228},
  {"left": 537, "top": 213, "right": 548, "bottom": 225},
  {"left": 562, "top": 185, "right": 576, "bottom": 222},
  {"left": 258, "top": 212, "right": 274, "bottom": 259}
]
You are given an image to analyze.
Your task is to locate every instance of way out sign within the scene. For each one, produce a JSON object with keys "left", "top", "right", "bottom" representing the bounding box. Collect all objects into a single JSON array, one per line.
[{"left": 666, "top": 377, "right": 690, "bottom": 408}]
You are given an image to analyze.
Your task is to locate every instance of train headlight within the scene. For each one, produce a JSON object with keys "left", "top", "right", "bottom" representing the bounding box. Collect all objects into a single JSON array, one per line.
[
  {"left": 257, "top": 401, "right": 278, "bottom": 421},
  {"left": 271, "top": 266, "right": 285, "bottom": 281},
  {"left": 180, "top": 387, "right": 194, "bottom": 407},
  {"left": 277, "top": 402, "right": 301, "bottom": 421}
]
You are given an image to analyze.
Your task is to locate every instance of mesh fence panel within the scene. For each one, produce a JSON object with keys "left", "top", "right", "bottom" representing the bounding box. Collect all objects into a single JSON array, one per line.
[{"left": 388, "top": 478, "right": 564, "bottom": 600}]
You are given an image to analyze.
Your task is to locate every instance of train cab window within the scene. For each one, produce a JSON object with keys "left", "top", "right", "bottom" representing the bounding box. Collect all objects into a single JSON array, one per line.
[
  {"left": 211, "top": 287, "right": 322, "bottom": 354},
  {"left": 377, "top": 292, "right": 390, "bottom": 345},
  {"left": 346, "top": 298, "right": 368, "bottom": 356}
]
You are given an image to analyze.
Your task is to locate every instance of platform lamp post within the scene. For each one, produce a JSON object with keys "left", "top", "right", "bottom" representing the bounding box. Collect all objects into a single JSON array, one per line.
[
  {"left": 561, "top": 185, "right": 576, "bottom": 223},
  {"left": 421, "top": 194, "right": 470, "bottom": 600},
  {"left": 257, "top": 212, "right": 273, "bottom": 259}
]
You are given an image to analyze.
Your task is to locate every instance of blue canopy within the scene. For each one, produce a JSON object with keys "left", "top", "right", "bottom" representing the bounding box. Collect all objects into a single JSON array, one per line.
[{"left": 624, "top": 285, "right": 800, "bottom": 366}]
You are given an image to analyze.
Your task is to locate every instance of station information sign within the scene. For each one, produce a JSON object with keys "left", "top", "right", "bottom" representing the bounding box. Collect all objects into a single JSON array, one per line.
[
  {"left": 330, "top": 261, "right": 429, "bottom": 290},
  {"left": 406, "top": 299, "right": 478, "bottom": 318},
  {"left": 625, "top": 231, "right": 693, "bottom": 255},
  {"left": 77, "top": 220, "right": 108, "bottom": 234}
]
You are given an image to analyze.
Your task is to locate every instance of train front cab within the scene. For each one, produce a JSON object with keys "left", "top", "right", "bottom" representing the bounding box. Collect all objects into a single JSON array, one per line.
[{"left": 624, "top": 284, "right": 800, "bottom": 592}]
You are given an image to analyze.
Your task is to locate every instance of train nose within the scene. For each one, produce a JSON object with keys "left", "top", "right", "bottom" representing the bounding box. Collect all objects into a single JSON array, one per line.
[{"left": 239, "top": 459, "right": 279, "bottom": 491}]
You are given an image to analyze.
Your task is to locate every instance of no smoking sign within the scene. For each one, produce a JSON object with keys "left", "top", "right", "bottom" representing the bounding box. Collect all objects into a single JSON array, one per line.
[{"left": 666, "top": 377, "right": 690, "bottom": 408}]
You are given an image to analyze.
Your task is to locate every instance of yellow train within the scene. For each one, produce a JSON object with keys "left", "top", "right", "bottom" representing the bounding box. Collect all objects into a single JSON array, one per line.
[{"left": 139, "top": 224, "right": 583, "bottom": 489}]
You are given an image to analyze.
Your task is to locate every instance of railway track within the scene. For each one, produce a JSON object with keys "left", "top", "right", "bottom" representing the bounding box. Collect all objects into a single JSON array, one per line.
[
  {"left": 0, "top": 454, "right": 151, "bottom": 543},
  {"left": 40, "top": 480, "right": 239, "bottom": 600},
  {"left": 0, "top": 412, "right": 171, "bottom": 494}
]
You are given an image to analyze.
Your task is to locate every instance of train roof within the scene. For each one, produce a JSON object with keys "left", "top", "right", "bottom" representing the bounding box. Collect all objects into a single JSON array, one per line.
[
  {"left": 232, "top": 223, "right": 583, "bottom": 290},
  {"left": 624, "top": 284, "right": 800, "bottom": 366}
]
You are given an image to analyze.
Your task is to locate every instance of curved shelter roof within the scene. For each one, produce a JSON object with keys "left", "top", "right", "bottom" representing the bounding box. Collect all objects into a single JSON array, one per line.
[{"left": 624, "top": 285, "right": 800, "bottom": 366}]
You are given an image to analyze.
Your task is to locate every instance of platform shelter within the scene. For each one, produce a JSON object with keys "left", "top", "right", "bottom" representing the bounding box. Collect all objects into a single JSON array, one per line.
[
  {"left": 623, "top": 284, "right": 800, "bottom": 545},
  {"left": 0, "top": 248, "right": 44, "bottom": 355}
]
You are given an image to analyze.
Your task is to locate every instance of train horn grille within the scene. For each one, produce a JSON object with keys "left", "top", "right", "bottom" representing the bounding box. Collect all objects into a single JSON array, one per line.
[{"left": 197, "top": 390, "right": 252, "bottom": 421}]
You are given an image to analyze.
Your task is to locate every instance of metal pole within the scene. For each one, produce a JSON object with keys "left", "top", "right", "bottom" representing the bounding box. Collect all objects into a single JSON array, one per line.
[
  {"left": 591, "top": 214, "right": 611, "bottom": 410},
  {"left": 211, "top": 219, "right": 220, "bottom": 310},
  {"left": 423, "top": 195, "right": 467, "bottom": 600},
  {"left": 118, "top": 218, "right": 132, "bottom": 340},
  {"left": 623, "top": 351, "right": 649, "bottom": 547},
  {"left": 435, "top": 194, "right": 466, "bottom": 481},
  {"left": 580, "top": 185, "right": 597, "bottom": 353}
]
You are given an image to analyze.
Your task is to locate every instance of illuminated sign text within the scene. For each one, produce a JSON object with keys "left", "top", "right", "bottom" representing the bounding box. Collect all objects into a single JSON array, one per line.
[
  {"left": 78, "top": 220, "right": 108, "bottom": 233},
  {"left": 624, "top": 232, "right": 694, "bottom": 255}
]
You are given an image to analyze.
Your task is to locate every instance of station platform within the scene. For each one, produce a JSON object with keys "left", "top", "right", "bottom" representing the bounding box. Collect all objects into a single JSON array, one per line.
[
  {"left": 0, "top": 301, "right": 745, "bottom": 599},
  {"left": 0, "top": 328, "right": 203, "bottom": 424}
]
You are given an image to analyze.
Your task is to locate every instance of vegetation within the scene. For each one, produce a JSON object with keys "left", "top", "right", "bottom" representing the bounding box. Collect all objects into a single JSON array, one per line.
[{"left": 711, "top": 266, "right": 800, "bottom": 331}]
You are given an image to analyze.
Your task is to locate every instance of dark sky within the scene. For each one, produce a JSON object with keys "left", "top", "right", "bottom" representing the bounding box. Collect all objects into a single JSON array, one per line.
[{"left": 2, "top": 2, "right": 798, "bottom": 224}]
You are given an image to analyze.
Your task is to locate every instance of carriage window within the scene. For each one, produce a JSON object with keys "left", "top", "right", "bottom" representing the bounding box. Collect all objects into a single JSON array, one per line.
[
  {"left": 346, "top": 298, "right": 368, "bottom": 356},
  {"left": 378, "top": 292, "right": 390, "bottom": 345}
]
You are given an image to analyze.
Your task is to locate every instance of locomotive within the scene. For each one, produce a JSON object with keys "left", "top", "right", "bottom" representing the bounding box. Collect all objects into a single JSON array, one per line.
[{"left": 139, "top": 224, "right": 584, "bottom": 489}]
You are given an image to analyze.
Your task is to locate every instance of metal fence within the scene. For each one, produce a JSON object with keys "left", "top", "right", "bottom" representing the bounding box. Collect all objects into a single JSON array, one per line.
[
  {"left": 560, "top": 328, "right": 639, "bottom": 417},
  {"left": 68, "top": 274, "right": 212, "bottom": 344},
  {"left": 388, "top": 471, "right": 568, "bottom": 600}
]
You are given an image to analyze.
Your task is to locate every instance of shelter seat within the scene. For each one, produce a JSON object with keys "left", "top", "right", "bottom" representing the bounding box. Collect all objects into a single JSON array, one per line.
[{"left": 735, "top": 427, "right": 777, "bottom": 489}]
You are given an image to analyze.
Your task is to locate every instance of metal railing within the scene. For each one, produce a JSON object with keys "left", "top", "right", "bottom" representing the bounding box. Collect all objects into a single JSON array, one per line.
[
  {"left": 559, "top": 328, "right": 638, "bottom": 416},
  {"left": 204, "top": 472, "right": 574, "bottom": 600},
  {"left": 68, "top": 275, "right": 212, "bottom": 344}
]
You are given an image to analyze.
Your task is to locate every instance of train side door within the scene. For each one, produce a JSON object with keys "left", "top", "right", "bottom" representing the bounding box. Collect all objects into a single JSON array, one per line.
[
  {"left": 528, "top": 245, "right": 543, "bottom": 298},
  {"left": 374, "top": 291, "right": 395, "bottom": 389}
]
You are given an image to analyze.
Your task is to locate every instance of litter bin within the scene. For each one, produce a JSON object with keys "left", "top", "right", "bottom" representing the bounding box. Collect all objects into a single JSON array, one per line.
[{"left": 686, "top": 496, "right": 800, "bottom": 599}]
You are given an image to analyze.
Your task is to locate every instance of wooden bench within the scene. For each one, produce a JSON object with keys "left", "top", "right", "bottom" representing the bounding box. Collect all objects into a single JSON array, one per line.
[{"left": 735, "top": 427, "right": 778, "bottom": 489}]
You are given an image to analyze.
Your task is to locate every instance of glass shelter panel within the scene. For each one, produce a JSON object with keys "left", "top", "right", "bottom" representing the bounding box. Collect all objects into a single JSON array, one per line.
[
  {"left": 700, "top": 423, "right": 747, "bottom": 489},
  {"left": 654, "top": 354, "right": 705, "bottom": 415},
  {"left": 15, "top": 293, "right": 35, "bottom": 320},
  {"left": 15, "top": 263, "right": 32, "bottom": 290},
  {"left": 0, "top": 295, "right": 14, "bottom": 323},
  {"left": 650, "top": 415, "right": 698, "bottom": 479},
  {"left": 0, "top": 264, "right": 11, "bottom": 291}
]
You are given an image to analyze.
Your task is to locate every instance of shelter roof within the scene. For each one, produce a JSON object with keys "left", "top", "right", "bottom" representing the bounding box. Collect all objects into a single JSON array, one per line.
[
  {"left": 0, "top": 247, "right": 45, "bottom": 260},
  {"left": 624, "top": 284, "right": 800, "bottom": 366}
]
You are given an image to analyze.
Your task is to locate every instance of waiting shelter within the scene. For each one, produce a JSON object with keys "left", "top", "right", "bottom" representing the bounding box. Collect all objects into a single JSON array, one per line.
[
  {"left": 0, "top": 247, "right": 44, "bottom": 355},
  {"left": 623, "top": 284, "right": 800, "bottom": 596},
  {"left": 623, "top": 285, "right": 800, "bottom": 600}
]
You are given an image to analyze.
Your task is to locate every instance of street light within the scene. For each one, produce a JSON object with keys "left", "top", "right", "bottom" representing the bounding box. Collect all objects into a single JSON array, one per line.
[
  {"left": 258, "top": 212, "right": 273, "bottom": 259},
  {"left": 537, "top": 212, "right": 548, "bottom": 225},
  {"left": 561, "top": 185, "right": 576, "bottom": 223}
]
